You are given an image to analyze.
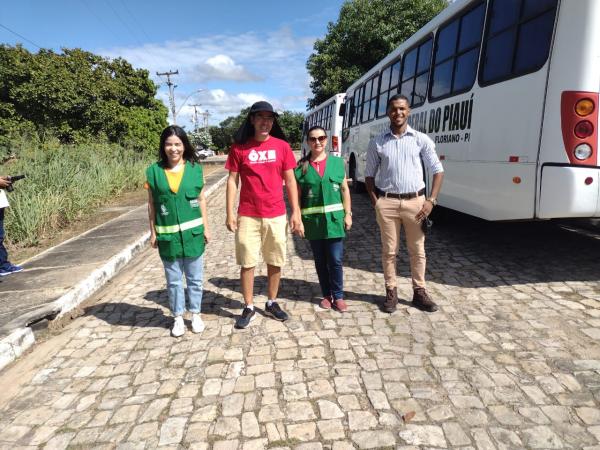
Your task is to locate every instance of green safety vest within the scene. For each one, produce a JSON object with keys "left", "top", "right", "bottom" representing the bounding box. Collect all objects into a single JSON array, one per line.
[
  {"left": 146, "top": 161, "right": 205, "bottom": 261},
  {"left": 294, "top": 155, "right": 346, "bottom": 240}
]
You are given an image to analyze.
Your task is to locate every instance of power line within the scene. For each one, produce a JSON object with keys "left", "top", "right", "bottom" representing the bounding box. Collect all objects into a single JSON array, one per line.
[
  {"left": 0, "top": 22, "right": 42, "bottom": 49},
  {"left": 104, "top": 0, "right": 144, "bottom": 47},
  {"left": 117, "top": 0, "right": 152, "bottom": 43},
  {"left": 82, "top": 0, "right": 121, "bottom": 42}
]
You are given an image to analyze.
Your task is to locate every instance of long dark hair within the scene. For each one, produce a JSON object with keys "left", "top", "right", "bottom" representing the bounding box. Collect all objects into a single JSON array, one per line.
[
  {"left": 233, "top": 113, "right": 288, "bottom": 144},
  {"left": 298, "top": 125, "right": 327, "bottom": 175},
  {"left": 158, "top": 125, "right": 198, "bottom": 166}
]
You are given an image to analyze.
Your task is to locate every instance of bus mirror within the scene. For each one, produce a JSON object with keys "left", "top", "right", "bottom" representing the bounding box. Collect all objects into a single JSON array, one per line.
[{"left": 339, "top": 103, "right": 346, "bottom": 116}]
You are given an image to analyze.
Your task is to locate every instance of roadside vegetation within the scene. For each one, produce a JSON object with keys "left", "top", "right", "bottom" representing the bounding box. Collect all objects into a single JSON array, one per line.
[
  {"left": 1, "top": 138, "right": 150, "bottom": 247},
  {"left": 0, "top": 45, "right": 166, "bottom": 249}
]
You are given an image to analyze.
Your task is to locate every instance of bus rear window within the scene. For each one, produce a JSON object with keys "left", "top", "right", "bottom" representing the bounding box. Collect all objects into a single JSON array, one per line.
[{"left": 480, "top": 0, "right": 558, "bottom": 85}]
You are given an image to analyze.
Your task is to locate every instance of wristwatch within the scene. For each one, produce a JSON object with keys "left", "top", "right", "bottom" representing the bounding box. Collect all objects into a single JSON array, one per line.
[
  {"left": 345, "top": 211, "right": 353, "bottom": 216},
  {"left": 427, "top": 198, "right": 437, "bottom": 207}
]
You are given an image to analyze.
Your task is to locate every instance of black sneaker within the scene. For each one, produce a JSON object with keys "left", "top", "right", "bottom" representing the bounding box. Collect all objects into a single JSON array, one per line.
[
  {"left": 265, "top": 301, "right": 289, "bottom": 321},
  {"left": 235, "top": 307, "right": 256, "bottom": 329}
]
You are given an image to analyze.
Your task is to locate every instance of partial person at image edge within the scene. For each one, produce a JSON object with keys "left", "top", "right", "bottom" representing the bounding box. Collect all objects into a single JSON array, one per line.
[{"left": 0, "top": 176, "right": 23, "bottom": 276}]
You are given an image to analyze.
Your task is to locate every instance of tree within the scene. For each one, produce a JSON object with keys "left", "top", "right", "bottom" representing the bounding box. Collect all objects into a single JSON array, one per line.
[
  {"left": 277, "top": 111, "right": 304, "bottom": 150},
  {"left": 306, "top": 0, "right": 447, "bottom": 107},
  {"left": 0, "top": 45, "right": 168, "bottom": 153},
  {"left": 188, "top": 129, "right": 213, "bottom": 149}
]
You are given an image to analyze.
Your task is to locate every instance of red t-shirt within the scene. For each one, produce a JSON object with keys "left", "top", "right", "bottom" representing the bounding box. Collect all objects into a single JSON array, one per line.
[
  {"left": 309, "top": 157, "right": 327, "bottom": 178},
  {"left": 225, "top": 136, "right": 297, "bottom": 218}
]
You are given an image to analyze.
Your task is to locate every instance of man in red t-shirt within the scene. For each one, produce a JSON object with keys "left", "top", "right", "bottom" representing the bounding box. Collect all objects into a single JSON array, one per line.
[{"left": 225, "top": 101, "right": 301, "bottom": 329}]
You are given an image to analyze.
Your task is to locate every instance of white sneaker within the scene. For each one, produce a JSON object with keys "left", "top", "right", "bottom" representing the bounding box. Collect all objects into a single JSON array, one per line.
[
  {"left": 191, "top": 313, "right": 205, "bottom": 333},
  {"left": 171, "top": 316, "right": 185, "bottom": 337}
]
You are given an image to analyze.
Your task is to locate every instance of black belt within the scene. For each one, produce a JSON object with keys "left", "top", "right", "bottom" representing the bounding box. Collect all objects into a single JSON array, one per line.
[{"left": 377, "top": 187, "right": 425, "bottom": 199}]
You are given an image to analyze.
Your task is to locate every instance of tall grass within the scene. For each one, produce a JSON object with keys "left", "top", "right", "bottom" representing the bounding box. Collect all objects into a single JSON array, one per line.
[{"left": 0, "top": 141, "right": 152, "bottom": 247}]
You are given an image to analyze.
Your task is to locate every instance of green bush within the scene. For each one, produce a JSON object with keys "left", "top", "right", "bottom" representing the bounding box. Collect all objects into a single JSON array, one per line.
[{"left": 0, "top": 140, "right": 151, "bottom": 246}]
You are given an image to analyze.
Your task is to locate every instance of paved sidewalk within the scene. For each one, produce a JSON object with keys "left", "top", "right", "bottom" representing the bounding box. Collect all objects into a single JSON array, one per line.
[
  {"left": 0, "top": 167, "right": 228, "bottom": 370},
  {"left": 1, "top": 181, "right": 600, "bottom": 448}
]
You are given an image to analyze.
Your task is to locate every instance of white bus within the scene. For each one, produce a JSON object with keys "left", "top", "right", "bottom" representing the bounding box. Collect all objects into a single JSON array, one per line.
[
  {"left": 342, "top": 0, "right": 600, "bottom": 221},
  {"left": 302, "top": 93, "right": 346, "bottom": 158}
]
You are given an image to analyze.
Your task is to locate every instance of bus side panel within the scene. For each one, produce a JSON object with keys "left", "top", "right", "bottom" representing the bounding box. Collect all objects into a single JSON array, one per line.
[
  {"left": 427, "top": 161, "right": 536, "bottom": 221},
  {"left": 421, "top": 69, "right": 545, "bottom": 221},
  {"left": 537, "top": 0, "right": 600, "bottom": 218}
]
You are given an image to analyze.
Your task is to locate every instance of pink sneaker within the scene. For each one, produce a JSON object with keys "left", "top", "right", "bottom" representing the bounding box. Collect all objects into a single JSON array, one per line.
[
  {"left": 319, "top": 296, "right": 333, "bottom": 309},
  {"left": 333, "top": 298, "right": 348, "bottom": 312}
]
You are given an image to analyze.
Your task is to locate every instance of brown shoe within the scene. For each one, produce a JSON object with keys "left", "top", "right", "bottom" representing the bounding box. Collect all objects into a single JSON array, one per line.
[
  {"left": 383, "top": 287, "right": 397, "bottom": 313},
  {"left": 412, "top": 288, "right": 438, "bottom": 312},
  {"left": 333, "top": 298, "right": 348, "bottom": 312}
]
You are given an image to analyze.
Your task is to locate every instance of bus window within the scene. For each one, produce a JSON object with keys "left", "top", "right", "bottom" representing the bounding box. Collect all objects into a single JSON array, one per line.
[
  {"left": 400, "top": 38, "right": 432, "bottom": 107},
  {"left": 481, "top": 0, "right": 558, "bottom": 85},
  {"left": 344, "top": 96, "right": 353, "bottom": 129},
  {"left": 369, "top": 76, "right": 379, "bottom": 120},
  {"left": 430, "top": 3, "right": 484, "bottom": 100},
  {"left": 377, "top": 59, "right": 401, "bottom": 117},
  {"left": 352, "top": 88, "right": 362, "bottom": 126},
  {"left": 361, "top": 79, "right": 372, "bottom": 122},
  {"left": 377, "top": 65, "right": 391, "bottom": 117}
]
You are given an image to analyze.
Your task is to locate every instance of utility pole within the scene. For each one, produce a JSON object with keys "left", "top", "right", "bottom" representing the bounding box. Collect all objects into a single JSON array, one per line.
[
  {"left": 190, "top": 104, "right": 201, "bottom": 131},
  {"left": 156, "top": 70, "right": 179, "bottom": 124},
  {"left": 201, "top": 110, "right": 211, "bottom": 130}
]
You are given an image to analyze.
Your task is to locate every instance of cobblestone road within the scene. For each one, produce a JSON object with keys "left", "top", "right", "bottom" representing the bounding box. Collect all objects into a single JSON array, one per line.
[{"left": 2, "top": 184, "right": 600, "bottom": 449}]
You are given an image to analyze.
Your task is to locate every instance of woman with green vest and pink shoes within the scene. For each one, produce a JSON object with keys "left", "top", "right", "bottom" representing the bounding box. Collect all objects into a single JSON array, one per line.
[
  {"left": 146, "top": 126, "right": 211, "bottom": 337},
  {"left": 295, "top": 126, "right": 352, "bottom": 312}
]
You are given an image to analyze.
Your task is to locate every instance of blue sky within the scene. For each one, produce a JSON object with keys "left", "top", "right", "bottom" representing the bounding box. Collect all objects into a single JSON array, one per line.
[{"left": 0, "top": 0, "right": 346, "bottom": 128}]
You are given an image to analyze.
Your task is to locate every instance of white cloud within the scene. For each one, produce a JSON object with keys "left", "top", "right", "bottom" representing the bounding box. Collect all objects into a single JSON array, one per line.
[
  {"left": 98, "top": 27, "right": 316, "bottom": 126},
  {"left": 98, "top": 27, "right": 315, "bottom": 97},
  {"left": 174, "top": 89, "right": 271, "bottom": 126},
  {"left": 190, "top": 55, "right": 261, "bottom": 83}
]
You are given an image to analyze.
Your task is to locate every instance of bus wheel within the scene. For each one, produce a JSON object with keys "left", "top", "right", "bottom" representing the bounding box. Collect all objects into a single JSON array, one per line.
[{"left": 349, "top": 157, "right": 365, "bottom": 193}]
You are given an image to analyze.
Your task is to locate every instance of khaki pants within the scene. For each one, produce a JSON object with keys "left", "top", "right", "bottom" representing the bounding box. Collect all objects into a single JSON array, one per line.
[
  {"left": 375, "top": 195, "right": 426, "bottom": 290},
  {"left": 235, "top": 215, "right": 288, "bottom": 268}
]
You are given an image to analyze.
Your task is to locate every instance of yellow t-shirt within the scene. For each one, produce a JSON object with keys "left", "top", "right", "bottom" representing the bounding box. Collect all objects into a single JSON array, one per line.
[
  {"left": 164, "top": 167, "right": 184, "bottom": 193},
  {"left": 144, "top": 165, "right": 185, "bottom": 193}
]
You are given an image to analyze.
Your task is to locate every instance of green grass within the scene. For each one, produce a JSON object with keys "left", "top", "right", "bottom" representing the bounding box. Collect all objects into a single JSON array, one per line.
[{"left": 0, "top": 140, "right": 152, "bottom": 246}]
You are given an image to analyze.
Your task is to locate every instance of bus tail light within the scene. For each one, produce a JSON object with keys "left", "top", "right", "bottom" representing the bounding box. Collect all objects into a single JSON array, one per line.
[
  {"left": 576, "top": 98, "right": 595, "bottom": 116},
  {"left": 575, "top": 120, "right": 594, "bottom": 138},
  {"left": 561, "top": 91, "right": 598, "bottom": 165},
  {"left": 574, "top": 143, "right": 592, "bottom": 160},
  {"left": 332, "top": 136, "right": 339, "bottom": 151}
]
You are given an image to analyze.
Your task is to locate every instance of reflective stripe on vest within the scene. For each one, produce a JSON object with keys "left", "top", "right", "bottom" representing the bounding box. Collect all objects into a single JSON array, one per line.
[
  {"left": 301, "top": 203, "right": 344, "bottom": 215},
  {"left": 155, "top": 217, "right": 203, "bottom": 234}
]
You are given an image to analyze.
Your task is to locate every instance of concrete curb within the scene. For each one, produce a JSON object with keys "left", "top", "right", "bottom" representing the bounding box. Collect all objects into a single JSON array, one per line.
[{"left": 0, "top": 172, "right": 228, "bottom": 372}]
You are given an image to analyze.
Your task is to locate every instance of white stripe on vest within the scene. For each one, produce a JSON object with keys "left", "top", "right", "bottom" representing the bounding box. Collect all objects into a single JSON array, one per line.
[
  {"left": 301, "top": 203, "right": 344, "bottom": 215},
  {"left": 155, "top": 217, "right": 203, "bottom": 234}
]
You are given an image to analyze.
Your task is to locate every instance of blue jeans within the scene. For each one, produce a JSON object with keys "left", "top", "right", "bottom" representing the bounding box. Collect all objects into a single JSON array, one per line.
[
  {"left": 0, "top": 208, "right": 10, "bottom": 270},
  {"left": 309, "top": 238, "right": 344, "bottom": 300},
  {"left": 161, "top": 255, "right": 204, "bottom": 316}
]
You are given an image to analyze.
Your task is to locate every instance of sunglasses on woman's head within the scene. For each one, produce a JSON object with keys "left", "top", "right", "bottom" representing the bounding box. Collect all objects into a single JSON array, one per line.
[{"left": 308, "top": 136, "right": 327, "bottom": 143}]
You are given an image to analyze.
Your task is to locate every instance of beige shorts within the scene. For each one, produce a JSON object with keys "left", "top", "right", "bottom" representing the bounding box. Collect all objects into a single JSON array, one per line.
[{"left": 235, "top": 215, "right": 288, "bottom": 268}]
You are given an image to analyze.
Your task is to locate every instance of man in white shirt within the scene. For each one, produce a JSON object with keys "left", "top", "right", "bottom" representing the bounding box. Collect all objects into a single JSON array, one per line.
[{"left": 365, "top": 94, "right": 444, "bottom": 313}]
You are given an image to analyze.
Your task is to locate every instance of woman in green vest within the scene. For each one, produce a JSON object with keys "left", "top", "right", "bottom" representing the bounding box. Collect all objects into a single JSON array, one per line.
[
  {"left": 146, "top": 126, "right": 211, "bottom": 337},
  {"left": 295, "top": 126, "right": 352, "bottom": 312}
]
